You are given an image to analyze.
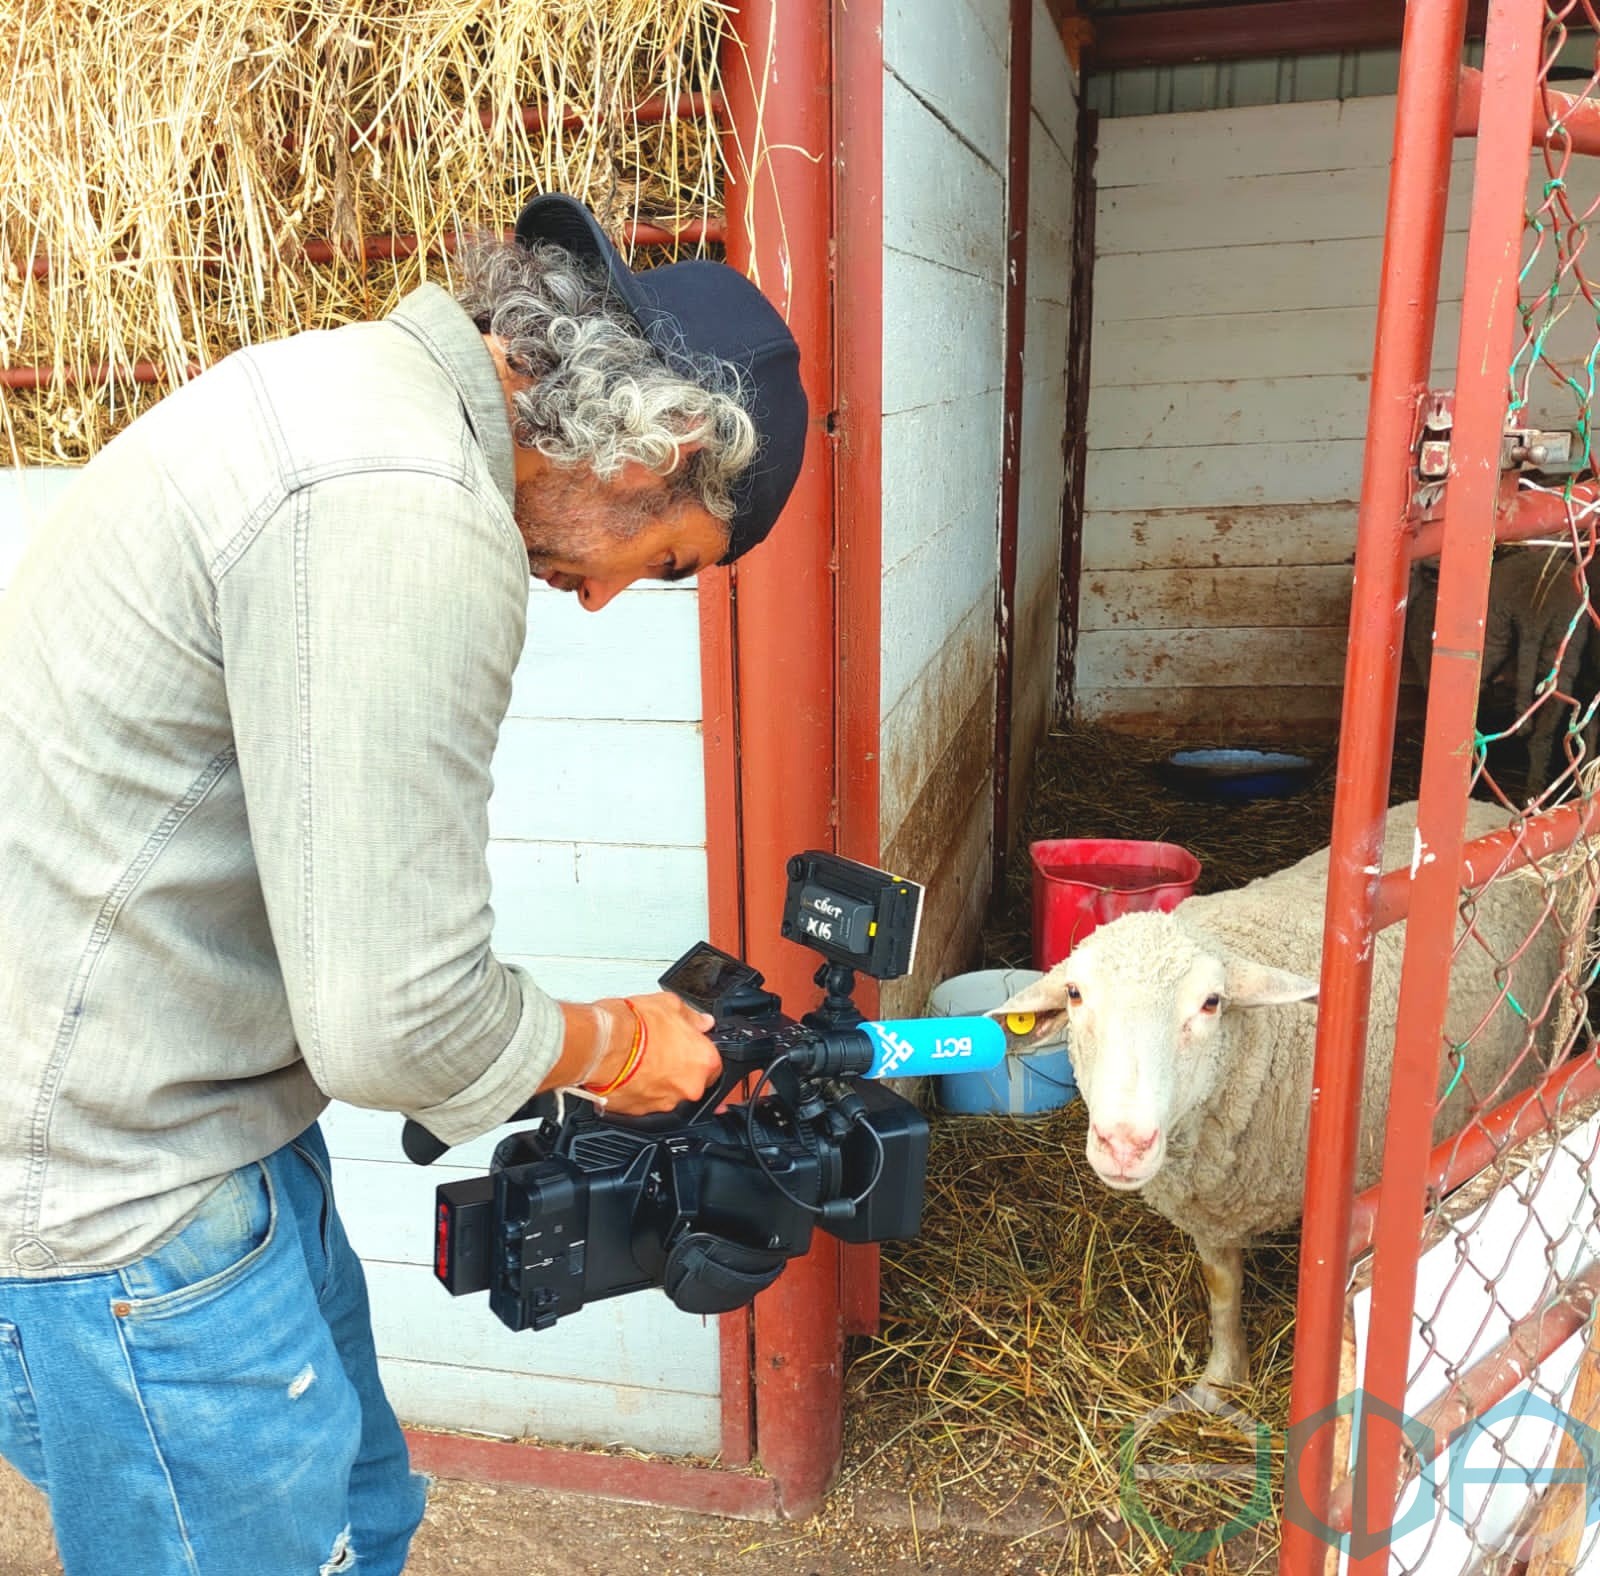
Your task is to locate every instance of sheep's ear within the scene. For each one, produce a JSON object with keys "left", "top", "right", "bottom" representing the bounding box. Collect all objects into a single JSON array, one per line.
[
  {"left": 987, "top": 975, "right": 1070, "bottom": 1048},
  {"left": 1223, "top": 955, "right": 1320, "bottom": 1007}
]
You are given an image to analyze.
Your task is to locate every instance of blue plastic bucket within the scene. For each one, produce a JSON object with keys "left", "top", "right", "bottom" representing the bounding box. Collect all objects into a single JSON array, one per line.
[{"left": 928, "top": 969, "right": 1076, "bottom": 1118}]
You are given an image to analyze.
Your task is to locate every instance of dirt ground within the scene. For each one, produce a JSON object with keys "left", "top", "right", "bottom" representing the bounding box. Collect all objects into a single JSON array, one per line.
[{"left": 0, "top": 1455, "right": 1100, "bottom": 1576}]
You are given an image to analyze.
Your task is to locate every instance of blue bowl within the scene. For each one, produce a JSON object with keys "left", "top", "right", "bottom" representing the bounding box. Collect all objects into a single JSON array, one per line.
[
  {"left": 1158, "top": 748, "right": 1317, "bottom": 802},
  {"left": 937, "top": 1050, "right": 1077, "bottom": 1118}
]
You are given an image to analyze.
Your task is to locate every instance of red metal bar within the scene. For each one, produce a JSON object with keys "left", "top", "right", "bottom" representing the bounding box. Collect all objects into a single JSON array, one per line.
[
  {"left": 23, "top": 219, "right": 723, "bottom": 282},
  {"left": 1410, "top": 484, "right": 1600, "bottom": 562},
  {"left": 831, "top": 0, "right": 886, "bottom": 1341},
  {"left": 278, "top": 92, "right": 727, "bottom": 153},
  {"left": 992, "top": 0, "right": 1033, "bottom": 893},
  {"left": 1088, "top": 0, "right": 1489, "bottom": 71},
  {"left": 299, "top": 222, "right": 720, "bottom": 261},
  {"left": 1372, "top": 796, "right": 1600, "bottom": 931},
  {"left": 1351, "top": 4, "right": 1546, "bottom": 1569},
  {"left": 1455, "top": 64, "right": 1600, "bottom": 156},
  {"left": 1281, "top": 3, "right": 1472, "bottom": 1567},
  {"left": 718, "top": 1303, "right": 755, "bottom": 1466},
  {"left": 507, "top": 92, "right": 724, "bottom": 138},
  {"left": 722, "top": 0, "right": 843, "bottom": 1521},
  {"left": 998, "top": 5, "right": 1035, "bottom": 784},
  {"left": 698, "top": 557, "right": 752, "bottom": 1462},
  {"left": 1056, "top": 102, "right": 1098, "bottom": 717},
  {"left": 1349, "top": 1053, "right": 1600, "bottom": 1258},
  {"left": 0, "top": 360, "right": 186, "bottom": 389},
  {"left": 404, "top": 1428, "right": 781, "bottom": 1517},
  {"left": 1326, "top": 1259, "right": 1600, "bottom": 1534}
]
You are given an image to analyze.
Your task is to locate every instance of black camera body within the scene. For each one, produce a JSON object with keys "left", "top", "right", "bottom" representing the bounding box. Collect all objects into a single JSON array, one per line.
[{"left": 415, "top": 853, "right": 929, "bottom": 1334}]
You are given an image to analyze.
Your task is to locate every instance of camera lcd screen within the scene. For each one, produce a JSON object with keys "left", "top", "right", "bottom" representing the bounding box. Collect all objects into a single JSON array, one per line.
[{"left": 661, "top": 943, "right": 762, "bottom": 1011}]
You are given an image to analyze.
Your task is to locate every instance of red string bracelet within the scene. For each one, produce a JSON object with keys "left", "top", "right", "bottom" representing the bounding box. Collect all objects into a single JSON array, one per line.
[{"left": 583, "top": 999, "right": 648, "bottom": 1096}]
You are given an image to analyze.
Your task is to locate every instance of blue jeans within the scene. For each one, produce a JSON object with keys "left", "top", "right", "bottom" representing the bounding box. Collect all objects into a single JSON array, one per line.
[{"left": 0, "top": 1125, "right": 428, "bottom": 1574}]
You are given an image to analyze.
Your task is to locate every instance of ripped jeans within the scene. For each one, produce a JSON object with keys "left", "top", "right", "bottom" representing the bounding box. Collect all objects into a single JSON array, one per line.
[{"left": 0, "top": 1125, "right": 428, "bottom": 1575}]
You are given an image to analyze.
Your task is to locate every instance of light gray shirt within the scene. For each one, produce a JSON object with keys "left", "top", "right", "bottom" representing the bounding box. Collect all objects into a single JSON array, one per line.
[{"left": 0, "top": 284, "right": 564, "bottom": 1275}]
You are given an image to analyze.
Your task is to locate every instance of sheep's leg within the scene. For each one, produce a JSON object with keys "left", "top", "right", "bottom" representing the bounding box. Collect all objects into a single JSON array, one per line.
[
  {"left": 1525, "top": 625, "right": 1587, "bottom": 796},
  {"left": 1524, "top": 700, "right": 1563, "bottom": 797},
  {"left": 1194, "top": 1238, "right": 1248, "bottom": 1401}
]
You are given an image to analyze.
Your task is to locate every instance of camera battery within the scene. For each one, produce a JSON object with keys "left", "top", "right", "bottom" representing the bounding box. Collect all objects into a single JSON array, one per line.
[
  {"left": 434, "top": 1175, "right": 494, "bottom": 1295},
  {"left": 793, "top": 883, "right": 875, "bottom": 955}
]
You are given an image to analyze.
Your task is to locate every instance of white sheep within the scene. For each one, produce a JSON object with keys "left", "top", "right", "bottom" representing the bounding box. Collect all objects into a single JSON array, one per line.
[{"left": 996, "top": 799, "right": 1572, "bottom": 1399}]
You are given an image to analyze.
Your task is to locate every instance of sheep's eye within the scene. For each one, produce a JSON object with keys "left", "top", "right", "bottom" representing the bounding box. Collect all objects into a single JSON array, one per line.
[
  {"left": 1200, "top": 994, "right": 1222, "bottom": 1015},
  {"left": 1064, "top": 984, "right": 1083, "bottom": 1006}
]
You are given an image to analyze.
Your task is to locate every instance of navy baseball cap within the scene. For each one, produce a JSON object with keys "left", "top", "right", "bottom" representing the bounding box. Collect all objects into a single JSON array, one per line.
[{"left": 514, "top": 193, "right": 807, "bottom": 564}]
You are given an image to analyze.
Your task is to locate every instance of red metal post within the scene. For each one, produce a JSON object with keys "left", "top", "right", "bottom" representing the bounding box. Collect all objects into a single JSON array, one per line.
[
  {"left": 992, "top": 0, "right": 1033, "bottom": 889},
  {"left": 721, "top": 0, "right": 843, "bottom": 1520},
  {"left": 832, "top": 0, "right": 887, "bottom": 1340},
  {"left": 1280, "top": 1, "right": 1470, "bottom": 1565},
  {"left": 1057, "top": 100, "right": 1098, "bottom": 717},
  {"left": 698, "top": 567, "right": 753, "bottom": 1463},
  {"left": 1349, "top": 2, "right": 1544, "bottom": 1567}
]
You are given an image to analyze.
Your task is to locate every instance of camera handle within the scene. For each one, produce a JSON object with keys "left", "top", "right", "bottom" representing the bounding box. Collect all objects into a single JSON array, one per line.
[{"left": 402, "top": 1091, "right": 557, "bottom": 1167}]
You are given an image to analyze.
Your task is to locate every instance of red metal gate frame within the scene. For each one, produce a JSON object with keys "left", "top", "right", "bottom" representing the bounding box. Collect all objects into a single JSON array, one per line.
[
  {"left": 701, "top": 0, "right": 887, "bottom": 1519},
  {"left": 1284, "top": 2, "right": 1600, "bottom": 1567},
  {"left": 412, "top": 0, "right": 887, "bottom": 1520}
]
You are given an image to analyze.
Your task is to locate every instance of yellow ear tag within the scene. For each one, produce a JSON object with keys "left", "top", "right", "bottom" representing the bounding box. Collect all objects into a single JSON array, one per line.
[{"left": 1005, "top": 1011, "right": 1036, "bottom": 1036}]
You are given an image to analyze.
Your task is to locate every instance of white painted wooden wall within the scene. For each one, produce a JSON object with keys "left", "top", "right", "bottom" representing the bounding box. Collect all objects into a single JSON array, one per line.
[
  {"left": 1079, "top": 97, "right": 1420, "bottom": 735},
  {"left": 1079, "top": 95, "right": 1590, "bottom": 737},
  {"left": 0, "top": 468, "right": 723, "bottom": 1454},
  {"left": 880, "top": 0, "right": 1076, "bottom": 1013}
]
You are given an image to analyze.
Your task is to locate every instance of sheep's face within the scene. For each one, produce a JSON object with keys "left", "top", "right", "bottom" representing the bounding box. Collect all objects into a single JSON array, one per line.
[{"left": 995, "top": 911, "right": 1316, "bottom": 1192}]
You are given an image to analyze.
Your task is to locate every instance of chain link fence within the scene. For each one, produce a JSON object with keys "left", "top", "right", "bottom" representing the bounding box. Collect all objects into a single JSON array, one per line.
[{"left": 1322, "top": 7, "right": 1600, "bottom": 1568}]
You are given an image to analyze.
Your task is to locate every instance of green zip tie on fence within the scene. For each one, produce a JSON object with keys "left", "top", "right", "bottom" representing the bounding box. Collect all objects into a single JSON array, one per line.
[
  {"left": 1441, "top": 1049, "right": 1467, "bottom": 1102},
  {"left": 1441, "top": 998, "right": 1527, "bottom": 1102}
]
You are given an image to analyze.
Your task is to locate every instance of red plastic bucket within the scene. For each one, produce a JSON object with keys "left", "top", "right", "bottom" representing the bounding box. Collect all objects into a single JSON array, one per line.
[{"left": 1029, "top": 838, "right": 1202, "bottom": 971}]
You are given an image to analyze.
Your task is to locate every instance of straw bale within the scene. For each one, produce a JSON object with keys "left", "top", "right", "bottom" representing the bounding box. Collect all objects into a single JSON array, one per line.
[{"left": 1, "top": 0, "right": 736, "bottom": 465}]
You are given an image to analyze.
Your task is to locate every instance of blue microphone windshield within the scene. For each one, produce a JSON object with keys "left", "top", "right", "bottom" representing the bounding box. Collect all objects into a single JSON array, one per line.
[{"left": 857, "top": 1016, "right": 1008, "bottom": 1080}]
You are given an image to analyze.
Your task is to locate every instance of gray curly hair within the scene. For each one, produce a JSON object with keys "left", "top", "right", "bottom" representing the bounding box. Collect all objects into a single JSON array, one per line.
[{"left": 452, "top": 237, "right": 758, "bottom": 529}]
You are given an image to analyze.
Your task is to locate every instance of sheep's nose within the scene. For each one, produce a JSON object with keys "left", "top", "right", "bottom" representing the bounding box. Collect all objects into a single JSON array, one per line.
[{"left": 1092, "top": 1123, "right": 1160, "bottom": 1172}]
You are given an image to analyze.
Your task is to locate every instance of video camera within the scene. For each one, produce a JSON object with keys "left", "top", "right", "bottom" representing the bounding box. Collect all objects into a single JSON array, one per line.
[{"left": 404, "top": 852, "right": 932, "bottom": 1333}]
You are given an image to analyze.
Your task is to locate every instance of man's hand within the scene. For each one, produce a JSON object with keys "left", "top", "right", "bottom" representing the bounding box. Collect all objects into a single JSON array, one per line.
[
  {"left": 552, "top": 993, "right": 722, "bottom": 1116},
  {"left": 596, "top": 992, "right": 722, "bottom": 1115}
]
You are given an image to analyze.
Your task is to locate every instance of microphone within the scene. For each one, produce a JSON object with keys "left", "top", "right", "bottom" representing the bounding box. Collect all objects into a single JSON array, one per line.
[
  {"left": 403, "top": 1017, "right": 1010, "bottom": 1165},
  {"left": 789, "top": 1016, "right": 1008, "bottom": 1079}
]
